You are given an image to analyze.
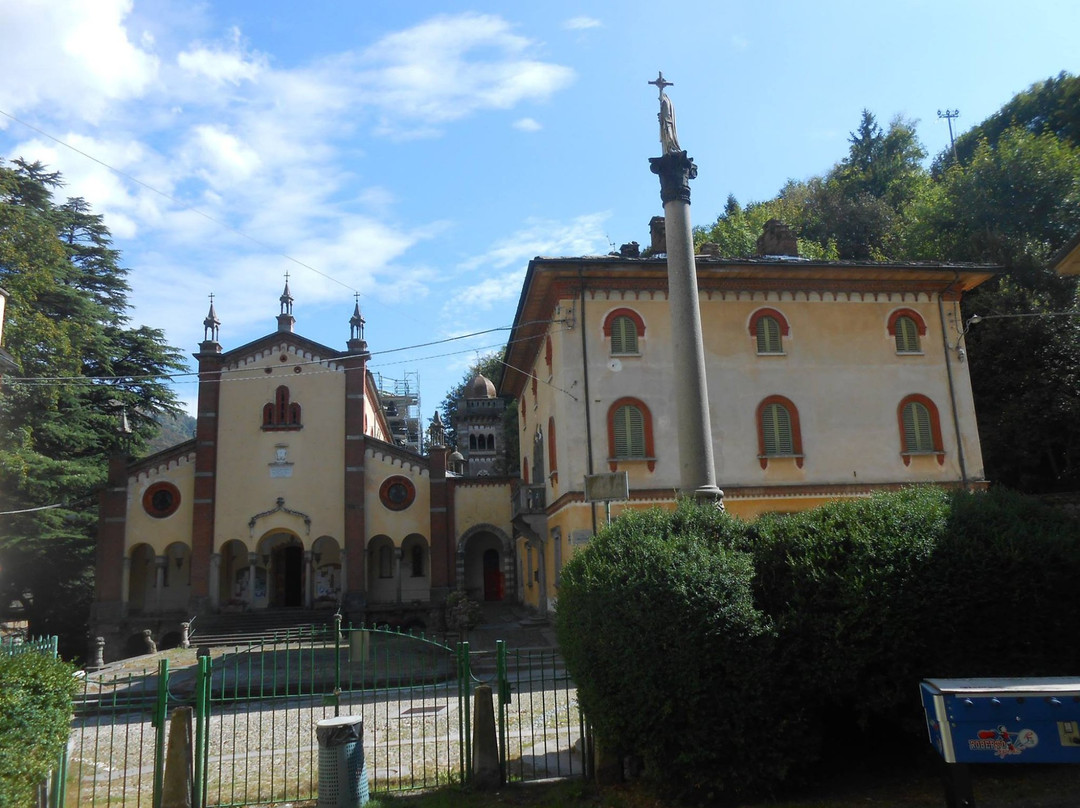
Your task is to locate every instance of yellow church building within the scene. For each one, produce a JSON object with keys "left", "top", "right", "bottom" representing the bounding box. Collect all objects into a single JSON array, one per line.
[
  {"left": 501, "top": 219, "right": 995, "bottom": 614},
  {"left": 91, "top": 285, "right": 515, "bottom": 659}
]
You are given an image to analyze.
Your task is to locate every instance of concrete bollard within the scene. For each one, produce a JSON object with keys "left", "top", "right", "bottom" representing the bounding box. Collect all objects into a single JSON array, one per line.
[
  {"left": 87, "top": 636, "right": 105, "bottom": 671},
  {"left": 180, "top": 622, "right": 190, "bottom": 649},
  {"left": 471, "top": 684, "right": 501, "bottom": 789},
  {"left": 162, "top": 707, "right": 194, "bottom": 808}
]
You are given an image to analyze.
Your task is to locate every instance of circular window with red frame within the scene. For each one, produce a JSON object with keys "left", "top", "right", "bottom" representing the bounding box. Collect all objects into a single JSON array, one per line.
[
  {"left": 379, "top": 476, "right": 416, "bottom": 511},
  {"left": 143, "top": 482, "right": 181, "bottom": 519}
]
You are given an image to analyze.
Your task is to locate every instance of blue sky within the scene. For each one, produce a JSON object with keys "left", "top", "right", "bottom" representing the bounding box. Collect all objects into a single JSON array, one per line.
[{"left": 1, "top": 0, "right": 1078, "bottom": 420}]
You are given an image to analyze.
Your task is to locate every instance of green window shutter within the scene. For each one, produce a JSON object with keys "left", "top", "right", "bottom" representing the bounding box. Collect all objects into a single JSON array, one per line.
[
  {"left": 756, "top": 316, "right": 782, "bottom": 353},
  {"left": 762, "top": 403, "right": 793, "bottom": 455},
  {"left": 895, "top": 316, "right": 920, "bottom": 352},
  {"left": 611, "top": 316, "right": 638, "bottom": 354},
  {"left": 614, "top": 404, "right": 645, "bottom": 457},
  {"left": 902, "top": 402, "right": 933, "bottom": 451}
]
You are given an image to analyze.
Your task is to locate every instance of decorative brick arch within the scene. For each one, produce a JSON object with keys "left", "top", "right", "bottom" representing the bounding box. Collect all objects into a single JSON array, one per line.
[
  {"left": 748, "top": 308, "right": 790, "bottom": 338},
  {"left": 887, "top": 308, "right": 927, "bottom": 337},
  {"left": 456, "top": 523, "right": 515, "bottom": 600},
  {"left": 602, "top": 307, "right": 646, "bottom": 338}
]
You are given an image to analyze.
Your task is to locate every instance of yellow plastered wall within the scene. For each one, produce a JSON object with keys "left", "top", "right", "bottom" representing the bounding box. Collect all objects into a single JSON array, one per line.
[
  {"left": 124, "top": 454, "right": 196, "bottom": 555},
  {"left": 213, "top": 347, "right": 346, "bottom": 552},
  {"left": 453, "top": 483, "right": 513, "bottom": 538},
  {"left": 364, "top": 451, "right": 431, "bottom": 542}
]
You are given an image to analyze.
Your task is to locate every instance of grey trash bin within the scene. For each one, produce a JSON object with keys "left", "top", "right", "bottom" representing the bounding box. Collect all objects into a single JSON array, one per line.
[{"left": 316, "top": 716, "right": 369, "bottom": 807}]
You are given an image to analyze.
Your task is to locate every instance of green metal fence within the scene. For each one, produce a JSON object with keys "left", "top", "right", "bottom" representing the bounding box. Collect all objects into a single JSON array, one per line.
[
  {"left": 492, "top": 641, "right": 589, "bottom": 782},
  {"left": 63, "top": 621, "right": 586, "bottom": 807},
  {"left": 0, "top": 634, "right": 58, "bottom": 658},
  {"left": 66, "top": 659, "right": 171, "bottom": 808}
]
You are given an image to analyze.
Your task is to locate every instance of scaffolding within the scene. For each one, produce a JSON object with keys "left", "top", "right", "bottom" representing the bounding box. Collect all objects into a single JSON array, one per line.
[{"left": 375, "top": 371, "right": 423, "bottom": 454}]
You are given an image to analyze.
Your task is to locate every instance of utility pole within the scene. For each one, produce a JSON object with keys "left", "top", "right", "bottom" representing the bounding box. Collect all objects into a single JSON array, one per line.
[{"left": 937, "top": 109, "right": 960, "bottom": 163}]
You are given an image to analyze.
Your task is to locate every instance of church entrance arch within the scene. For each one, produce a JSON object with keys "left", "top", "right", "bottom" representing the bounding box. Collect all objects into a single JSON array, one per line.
[
  {"left": 258, "top": 531, "right": 304, "bottom": 609},
  {"left": 458, "top": 524, "right": 512, "bottom": 602}
]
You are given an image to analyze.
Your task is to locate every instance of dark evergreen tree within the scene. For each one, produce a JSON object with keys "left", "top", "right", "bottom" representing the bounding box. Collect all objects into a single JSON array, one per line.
[{"left": 0, "top": 160, "right": 184, "bottom": 656}]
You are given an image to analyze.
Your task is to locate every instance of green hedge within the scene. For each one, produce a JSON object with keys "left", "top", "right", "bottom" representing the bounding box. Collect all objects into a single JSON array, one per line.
[
  {"left": 555, "top": 487, "right": 1080, "bottom": 800},
  {"left": 0, "top": 650, "right": 77, "bottom": 808}
]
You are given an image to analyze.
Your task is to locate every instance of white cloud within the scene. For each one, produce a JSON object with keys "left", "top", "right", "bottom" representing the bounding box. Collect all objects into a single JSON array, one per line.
[
  {"left": 178, "top": 28, "right": 266, "bottom": 86},
  {"left": 449, "top": 213, "right": 611, "bottom": 313},
  {"left": 513, "top": 117, "right": 542, "bottom": 132},
  {"left": 564, "top": 17, "right": 602, "bottom": 30},
  {"left": 0, "top": 0, "right": 159, "bottom": 123},
  {"left": 351, "top": 13, "right": 574, "bottom": 137}
]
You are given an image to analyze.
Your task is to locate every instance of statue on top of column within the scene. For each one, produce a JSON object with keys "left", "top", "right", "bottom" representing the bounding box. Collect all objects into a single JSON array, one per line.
[{"left": 649, "top": 71, "right": 681, "bottom": 153}]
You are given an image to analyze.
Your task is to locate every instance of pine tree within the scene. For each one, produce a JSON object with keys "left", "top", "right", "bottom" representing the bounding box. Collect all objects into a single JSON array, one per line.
[{"left": 0, "top": 160, "right": 184, "bottom": 656}]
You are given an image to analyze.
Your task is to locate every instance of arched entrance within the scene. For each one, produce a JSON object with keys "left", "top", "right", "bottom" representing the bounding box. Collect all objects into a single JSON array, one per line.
[
  {"left": 272, "top": 544, "right": 304, "bottom": 607},
  {"left": 257, "top": 531, "right": 304, "bottom": 609},
  {"left": 458, "top": 525, "right": 511, "bottom": 603}
]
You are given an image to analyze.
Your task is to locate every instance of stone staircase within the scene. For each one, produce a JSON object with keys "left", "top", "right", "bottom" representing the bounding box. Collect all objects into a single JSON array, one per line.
[{"left": 189, "top": 608, "right": 338, "bottom": 647}]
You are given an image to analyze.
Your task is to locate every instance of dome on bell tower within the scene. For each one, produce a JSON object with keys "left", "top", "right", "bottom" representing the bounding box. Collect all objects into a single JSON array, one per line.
[{"left": 465, "top": 373, "right": 497, "bottom": 400}]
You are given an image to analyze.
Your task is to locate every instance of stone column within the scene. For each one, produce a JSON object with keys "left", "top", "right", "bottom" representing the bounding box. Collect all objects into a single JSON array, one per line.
[
  {"left": 394, "top": 548, "right": 403, "bottom": 604},
  {"left": 247, "top": 552, "right": 258, "bottom": 608},
  {"left": 650, "top": 149, "right": 723, "bottom": 504},
  {"left": 208, "top": 553, "right": 221, "bottom": 611},
  {"left": 154, "top": 555, "right": 167, "bottom": 612},
  {"left": 304, "top": 551, "right": 314, "bottom": 608}
]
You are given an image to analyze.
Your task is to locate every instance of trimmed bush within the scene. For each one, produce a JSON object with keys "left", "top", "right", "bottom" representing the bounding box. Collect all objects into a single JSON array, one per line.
[
  {"left": 556, "top": 488, "right": 1080, "bottom": 800},
  {"left": 0, "top": 650, "right": 77, "bottom": 808}
]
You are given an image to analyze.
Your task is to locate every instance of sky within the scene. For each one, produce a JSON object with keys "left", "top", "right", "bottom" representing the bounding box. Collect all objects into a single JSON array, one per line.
[{"left": 1, "top": 0, "right": 1079, "bottom": 420}]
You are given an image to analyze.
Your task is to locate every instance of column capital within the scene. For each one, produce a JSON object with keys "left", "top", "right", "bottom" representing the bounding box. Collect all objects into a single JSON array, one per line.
[{"left": 649, "top": 150, "right": 697, "bottom": 205}]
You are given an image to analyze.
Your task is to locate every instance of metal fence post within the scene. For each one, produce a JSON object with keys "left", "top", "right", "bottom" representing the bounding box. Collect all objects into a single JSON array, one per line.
[
  {"left": 457, "top": 641, "right": 472, "bottom": 785},
  {"left": 334, "top": 613, "right": 342, "bottom": 717},
  {"left": 153, "top": 658, "right": 170, "bottom": 808},
  {"left": 193, "top": 655, "right": 210, "bottom": 808},
  {"left": 495, "top": 640, "right": 508, "bottom": 780}
]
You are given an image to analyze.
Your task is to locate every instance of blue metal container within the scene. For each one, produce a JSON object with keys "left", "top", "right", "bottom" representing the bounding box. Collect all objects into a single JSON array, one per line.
[{"left": 922, "top": 678, "right": 1080, "bottom": 765}]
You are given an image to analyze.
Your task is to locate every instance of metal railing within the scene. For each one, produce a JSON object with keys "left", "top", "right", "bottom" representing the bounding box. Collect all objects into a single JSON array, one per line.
[{"left": 63, "top": 620, "right": 586, "bottom": 806}]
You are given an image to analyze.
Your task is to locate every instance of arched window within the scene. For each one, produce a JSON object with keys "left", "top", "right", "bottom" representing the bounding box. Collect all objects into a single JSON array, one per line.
[
  {"left": 748, "top": 308, "right": 789, "bottom": 354},
  {"left": 606, "top": 397, "right": 656, "bottom": 471},
  {"left": 545, "top": 335, "right": 553, "bottom": 370},
  {"left": 898, "top": 394, "right": 945, "bottom": 465},
  {"left": 531, "top": 373, "right": 538, "bottom": 398},
  {"left": 469, "top": 434, "right": 477, "bottom": 451},
  {"left": 411, "top": 544, "right": 424, "bottom": 577},
  {"left": 487, "top": 434, "right": 495, "bottom": 451},
  {"left": 263, "top": 386, "right": 302, "bottom": 429},
  {"left": 603, "top": 308, "right": 646, "bottom": 355},
  {"left": 888, "top": 309, "right": 927, "bottom": 354},
  {"left": 755, "top": 395, "right": 804, "bottom": 468}
]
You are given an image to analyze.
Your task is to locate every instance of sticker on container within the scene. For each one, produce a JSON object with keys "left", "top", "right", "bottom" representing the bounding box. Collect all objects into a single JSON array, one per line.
[{"left": 968, "top": 725, "right": 1038, "bottom": 759}]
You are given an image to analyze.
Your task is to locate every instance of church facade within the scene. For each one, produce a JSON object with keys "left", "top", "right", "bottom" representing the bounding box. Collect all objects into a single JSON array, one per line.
[
  {"left": 91, "top": 287, "right": 515, "bottom": 659},
  {"left": 501, "top": 221, "right": 996, "bottom": 614}
]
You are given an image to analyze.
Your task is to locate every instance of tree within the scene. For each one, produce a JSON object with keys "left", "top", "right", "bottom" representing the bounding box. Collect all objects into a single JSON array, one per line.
[{"left": 0, "top": 160, "right": 184, "bottom": 656}]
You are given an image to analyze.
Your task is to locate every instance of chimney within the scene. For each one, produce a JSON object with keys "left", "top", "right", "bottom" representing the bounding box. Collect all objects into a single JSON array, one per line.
[
  {"left": 756, "top": 219, "right": 799, "bottom": 257},
  {"left": 649, "top": 216, "right": 666, "bottom": 255}
]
